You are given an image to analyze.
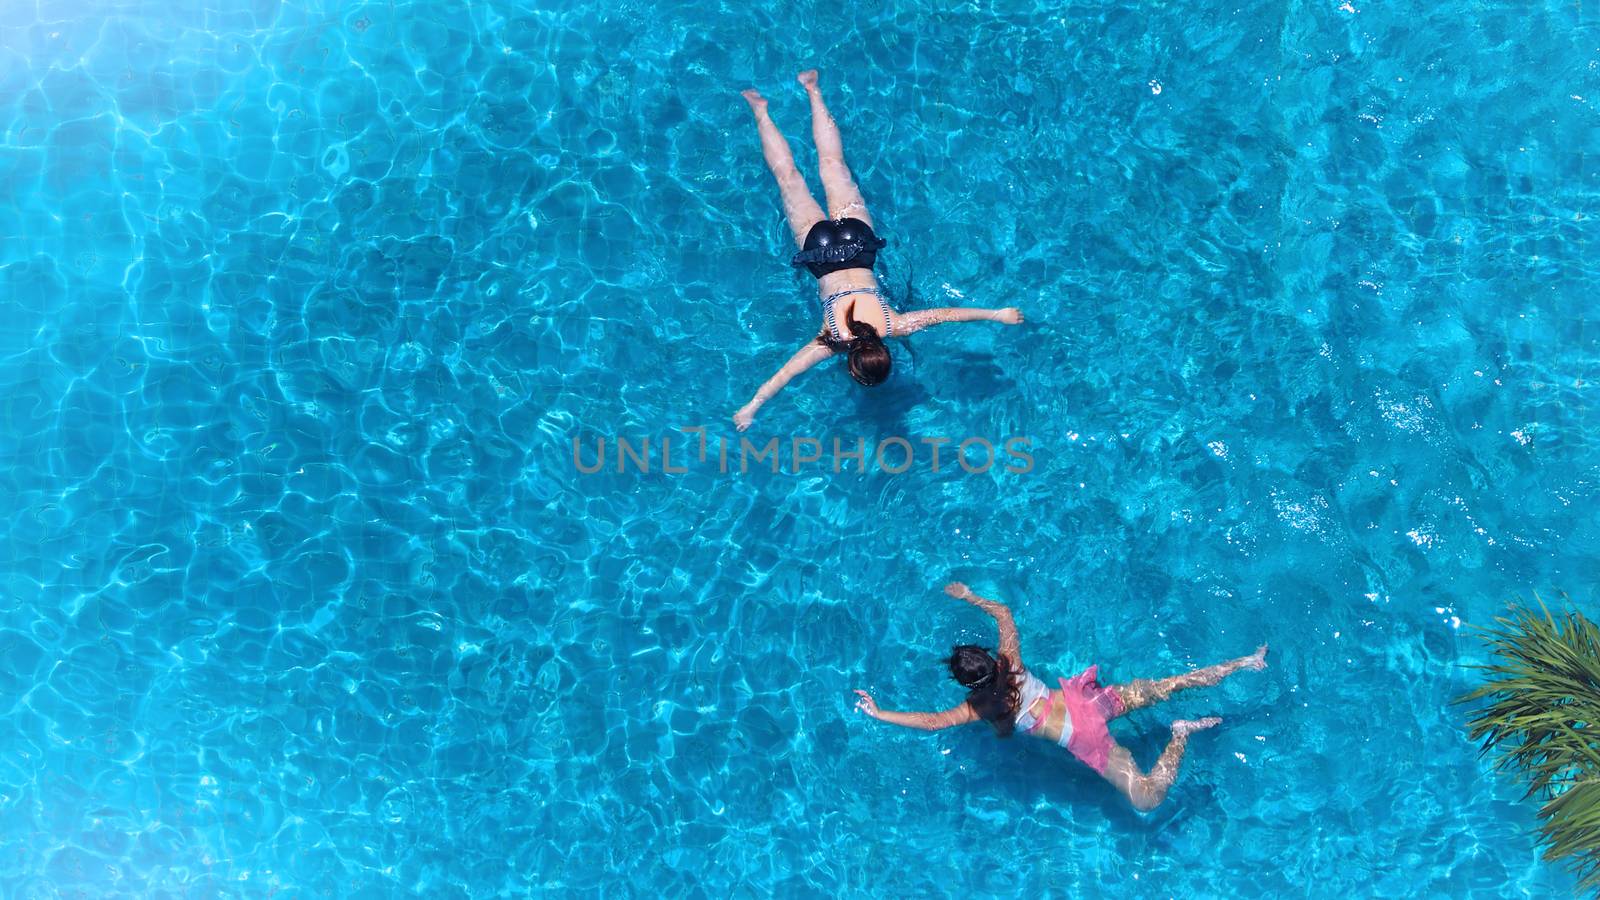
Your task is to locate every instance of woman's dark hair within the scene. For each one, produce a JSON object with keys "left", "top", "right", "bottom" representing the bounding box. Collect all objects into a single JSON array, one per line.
[
  {"left": 946, "top": 644, "right": 1022, "bottom": 737},
  {"left": 817, "top": 309, "right": 891, "bottom": 387}
]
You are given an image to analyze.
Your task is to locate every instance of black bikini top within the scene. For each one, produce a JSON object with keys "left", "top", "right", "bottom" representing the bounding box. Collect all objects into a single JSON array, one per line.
[{"left": 791, "top": 217, "right": 886, "bottom": 278}]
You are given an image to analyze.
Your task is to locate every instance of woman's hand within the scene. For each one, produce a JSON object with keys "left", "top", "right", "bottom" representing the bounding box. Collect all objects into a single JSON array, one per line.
[
  {"left": 733, "top": 405, "right": 756, "bottom": 432},
  {"left": 947, "top": 581, "right": 1006, "bottom": 618},
  {"left": 995, "top": 307, "right": 1024, "bottom": 325},
  {"left": 852, "top": 689, "right": 881, "bottom": 719}
]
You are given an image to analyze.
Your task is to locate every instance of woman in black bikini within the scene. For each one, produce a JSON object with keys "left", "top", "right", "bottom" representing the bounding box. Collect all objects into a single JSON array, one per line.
[{"left": 734, "top": 70, "right": 1025, "bottom": 432}]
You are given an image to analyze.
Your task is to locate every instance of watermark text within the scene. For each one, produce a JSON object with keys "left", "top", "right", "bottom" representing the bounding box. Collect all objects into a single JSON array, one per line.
[{"left": 572, "top": 428, "right": 1034, "bottom": 475}]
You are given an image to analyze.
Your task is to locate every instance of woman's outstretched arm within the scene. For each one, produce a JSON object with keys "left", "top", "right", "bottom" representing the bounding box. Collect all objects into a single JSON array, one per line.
[
  {"left": 892, "top": 306, "right": 1024, "bottom": 335},
  {"left": 945, "top": 582, "right": 1022, "bottom": 670},
  {"left": 734, "top": 340, "right": 835, "bottom": 431},
  {"left": 853, "top": 690, "right": 977, "bottom": 731}
]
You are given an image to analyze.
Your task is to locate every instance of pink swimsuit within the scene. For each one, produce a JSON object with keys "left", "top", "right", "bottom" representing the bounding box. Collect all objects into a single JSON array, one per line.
[{"left": 1015, "top": 665, "right": 1125, "bottom": 774}]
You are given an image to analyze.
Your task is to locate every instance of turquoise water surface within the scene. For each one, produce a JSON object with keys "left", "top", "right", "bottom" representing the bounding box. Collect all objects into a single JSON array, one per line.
[{"left": 3, "top": 0, "right": 1598, "bottom": 896}]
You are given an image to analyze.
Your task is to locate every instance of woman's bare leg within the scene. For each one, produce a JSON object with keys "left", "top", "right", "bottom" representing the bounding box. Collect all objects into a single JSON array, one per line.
[
  {"left": 1100, "top": 718, "right": 1221, "bottom": 812},
  {"left": 742, "top": 89, "right": 825, "bottom": 247},
  {"left": 796, "top": 70, "right": 872, "bottom": 226},
  {"left": 1111, "top": 644, "right": 1268, "bottom": 716}
]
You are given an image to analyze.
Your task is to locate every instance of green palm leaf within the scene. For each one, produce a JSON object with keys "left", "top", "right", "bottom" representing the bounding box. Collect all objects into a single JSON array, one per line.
[{"left": 1457, "top": 596, "right": 1600, "bottom": 893}]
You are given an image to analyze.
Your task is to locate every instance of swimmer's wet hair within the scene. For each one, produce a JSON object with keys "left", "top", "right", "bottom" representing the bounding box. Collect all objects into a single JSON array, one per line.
[
  {"left": 816, "top": 308, "right": 891, "bottom": 387},
  {"left": 947, "top": 644, "right": 1022, "bottom": 737}
]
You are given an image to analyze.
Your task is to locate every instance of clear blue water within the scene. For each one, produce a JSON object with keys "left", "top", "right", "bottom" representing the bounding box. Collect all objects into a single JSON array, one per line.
[{"left": 2, "top": 0, "right": 1597, "bottom": 895}]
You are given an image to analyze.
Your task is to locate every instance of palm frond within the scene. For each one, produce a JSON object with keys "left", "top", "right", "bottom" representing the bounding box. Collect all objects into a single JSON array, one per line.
[{"left": 1457, "top": 595, "right": 1600, "bottom": 892}]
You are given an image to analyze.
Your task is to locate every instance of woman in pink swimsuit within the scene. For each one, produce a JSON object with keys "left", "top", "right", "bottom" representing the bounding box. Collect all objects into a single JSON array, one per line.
[{"left": 853, "top": 582, "right": 1268, "bottom": 811}]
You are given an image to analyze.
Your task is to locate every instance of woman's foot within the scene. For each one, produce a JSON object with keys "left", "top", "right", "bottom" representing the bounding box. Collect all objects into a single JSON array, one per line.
[
  {"left": 1172, "top": 717, "right": 1222, "bottom": 738},
  {"left": 797, "top": 69, "right": 820, "bottom": 93},
  {"left": 1245, "top": 644, "right": 1269, "bottom": 671},
  {"left": 741, "top": 89, "right": 767, "bottom": 115}
]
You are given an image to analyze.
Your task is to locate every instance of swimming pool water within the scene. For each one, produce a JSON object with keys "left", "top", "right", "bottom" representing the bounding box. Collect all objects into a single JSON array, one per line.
[{"left": 2, "top": 0, "right": 1597, "bottom": 895}]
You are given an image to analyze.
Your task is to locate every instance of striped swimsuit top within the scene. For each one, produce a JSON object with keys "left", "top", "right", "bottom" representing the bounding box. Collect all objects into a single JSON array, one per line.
[{"left": 820, "top": 287, "right": 894, "bottom": 341}]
